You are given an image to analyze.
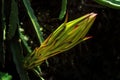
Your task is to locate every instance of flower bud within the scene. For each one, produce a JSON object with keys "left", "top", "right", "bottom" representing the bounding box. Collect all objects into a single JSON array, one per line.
[{"left": 24, "top": 12, "right": 97, "bottom": 69}]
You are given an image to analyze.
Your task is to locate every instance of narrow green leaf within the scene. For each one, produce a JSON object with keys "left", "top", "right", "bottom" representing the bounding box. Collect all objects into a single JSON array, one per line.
[
  {"left": 1, "top": 0, "right": 6, "bottom": 40},
  {"left": 94, "top": 0, "right": 120, "bottom": 9},
  {"left": 22, "top": 1, "right": 47, "bottom": 78},
  {"left": 22, "top": 0, "right": 44, "bottom": 44},
  {"left": 19, "top": 27, "right": 32, "bottom": 54},
  {"left": 18, "top": 26, "right": 44, "bottom": 79},
  {"left": 59, "top": 0, "right": 67, "bottom": 20},
  {"left": 7, "top": 0, "right": 18, "bottom": 40},
  {"left": 1, "top": 0, "right": 6, "bottom": 67},
  {"left": 10, "top": 40, "right": 30, "bottom": 80}
]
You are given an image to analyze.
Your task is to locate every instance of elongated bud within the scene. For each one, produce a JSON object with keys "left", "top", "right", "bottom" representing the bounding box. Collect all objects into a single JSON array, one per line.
[{"left": 24, "top": 12, "right": 97, "bottom": 69}]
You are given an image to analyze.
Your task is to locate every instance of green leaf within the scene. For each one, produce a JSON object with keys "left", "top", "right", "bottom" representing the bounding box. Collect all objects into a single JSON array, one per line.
[
  {"left": 21, "top": 1, "right": 46, "bottom": 79},
  {"left": 0, "top": 71, "right": 12, "bottom": 80},
  {"left": 94, "top": 0, "right": 120, "bottom": 9},
  {"left": 7, "top": 0, "right": 18, "bottom": 40},
  {"left": 22, "top": 0, "right": 44, "bottom": 44},
  {"left": 1, "top": 0, "right": 6, "bottom": 40},
  {"left": 1, "top": 0, "right": 6, "bottom": 67},
  {"left": 18, "top": 25, "right": 44, "bottom": 79},
  {"left": 10, "top": 40, "right": 30, "bottom": 80},
  {"left": 59, "top": 0, "right": 67, "bottom": 20},
  {"left": 19, "top": 27, "right": 32, "bottom": 54}
]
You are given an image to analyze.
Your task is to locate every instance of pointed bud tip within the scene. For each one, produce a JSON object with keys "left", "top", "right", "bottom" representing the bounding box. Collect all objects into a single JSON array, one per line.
[
  {"left": 83, "top": 36, "right": 93, "bottom": 41},
  {"left": 89, "top": 12, "right": 97, "bottom": 18}
]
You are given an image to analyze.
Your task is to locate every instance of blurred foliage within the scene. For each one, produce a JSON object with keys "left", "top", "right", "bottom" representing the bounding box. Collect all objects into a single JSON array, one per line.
[{"left": 0, "top": 71, "right": 12, "bottom": 80}]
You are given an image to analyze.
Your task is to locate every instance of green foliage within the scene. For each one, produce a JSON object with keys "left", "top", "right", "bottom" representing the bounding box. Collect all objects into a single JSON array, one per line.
[
  {"left": 10, "top": 41, "right": 29, "bottom": 80},
  {"left": 59, "top": 0, "right": 67, "bottom": 20},
  {"left": 7, "top": 0, "right": 18, "bottom": 40},
  {"left": 1, "top": 0, "right": 6, "bottom": 67},
  {"left": 22, "top": 0, "right": 44, "bottom": 44},
  {"left": 0, "top": 72, "right": 12, "bottom": 80},
  {"left": 19, "top": 27, "right": 32, "bottom": 54},
  {"left": 94, "top": 0, "right": 120, "bottom": 9}
]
